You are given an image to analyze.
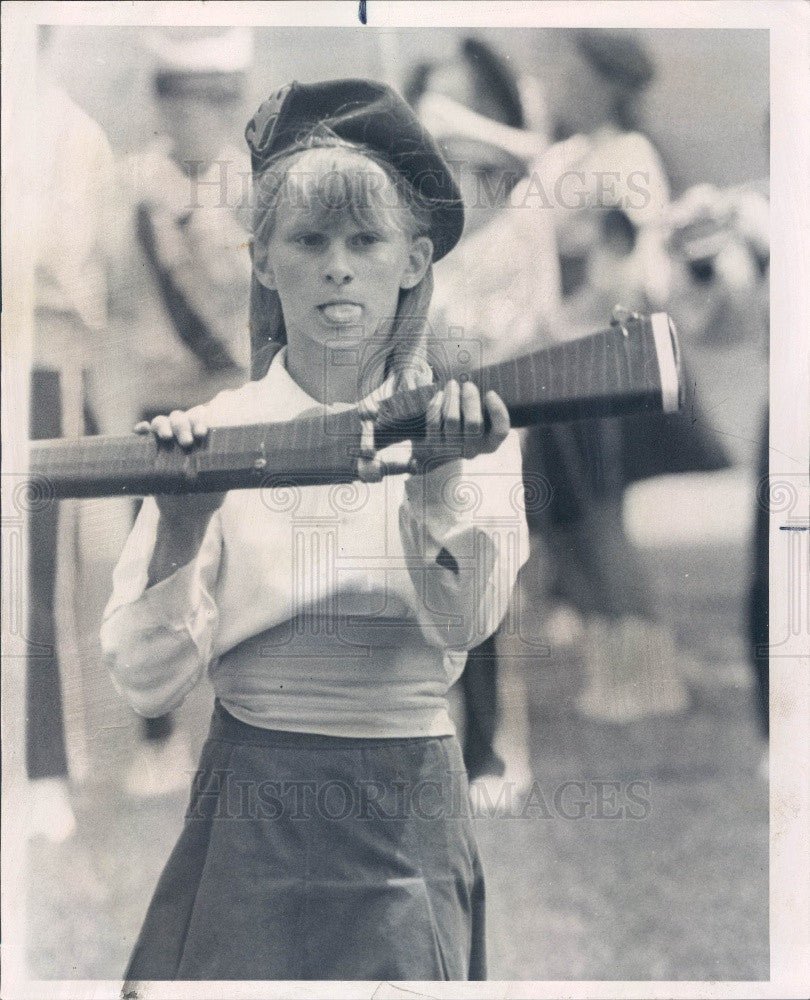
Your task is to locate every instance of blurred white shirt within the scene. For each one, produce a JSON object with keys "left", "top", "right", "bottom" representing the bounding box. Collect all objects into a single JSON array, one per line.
[{"left": 35, "top": 84, "right": 114, "bottom": 349}]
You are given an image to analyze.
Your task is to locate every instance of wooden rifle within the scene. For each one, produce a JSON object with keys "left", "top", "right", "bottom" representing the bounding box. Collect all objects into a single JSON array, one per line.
[{"left": 28, "top": 311, "right": 682, "bottom": 500}]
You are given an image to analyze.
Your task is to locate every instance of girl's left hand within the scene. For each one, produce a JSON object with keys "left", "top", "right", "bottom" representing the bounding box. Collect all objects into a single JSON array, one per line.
[{"left": 411, "top": 379, "right": 511, "bottom": 469}]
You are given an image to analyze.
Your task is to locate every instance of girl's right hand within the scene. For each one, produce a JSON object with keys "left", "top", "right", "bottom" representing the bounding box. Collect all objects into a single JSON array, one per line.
[{"left": 134, "top": 406, "right": 226, "bottom": 519}]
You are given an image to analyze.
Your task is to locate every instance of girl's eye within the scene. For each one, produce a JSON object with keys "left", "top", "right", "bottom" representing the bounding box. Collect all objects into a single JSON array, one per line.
[
  {"left": 352, "top": 232, "right": 384, "bottom": 248},
  {"left": 296, "top": 233, "right": 326, "bottom": 249}
]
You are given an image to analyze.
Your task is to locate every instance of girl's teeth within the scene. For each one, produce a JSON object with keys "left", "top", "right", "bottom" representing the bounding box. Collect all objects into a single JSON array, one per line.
[{"left": 322, "top": 304, "right": 362, "bottom": 323}]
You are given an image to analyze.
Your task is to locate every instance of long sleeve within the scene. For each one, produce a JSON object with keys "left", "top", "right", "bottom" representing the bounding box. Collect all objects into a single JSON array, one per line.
[
  {"left": 398, "top": 431, "right": 529, "bottom": 651},
  {"left": 99, "top": 498, "right": 223, "bottom": 717}
]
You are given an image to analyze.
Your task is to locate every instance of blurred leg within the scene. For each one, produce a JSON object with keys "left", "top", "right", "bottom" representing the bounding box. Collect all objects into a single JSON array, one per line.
[
  {"left": 126, "top": 445, "right": 190, "bottom": 798},
  {"left": 132, "top": 410, "right": 178, "bottom": 754},
  {"left": 142, "top": 715, "right": 175, "bottom": 743},
  {"left": 27, "top": 369, "right": 68, "bottom": 782},
  {"left": 461, "top": 634, "right": 504, "bottom": 781},
  {"left": 492, "top": 588, "right": 534, "bottom": 790},
  {"left": 27, "top": 368, "right": 77, "bottom": 843},
  {"left": 749, "top": 413, "right": 769, "bottom": 738}
]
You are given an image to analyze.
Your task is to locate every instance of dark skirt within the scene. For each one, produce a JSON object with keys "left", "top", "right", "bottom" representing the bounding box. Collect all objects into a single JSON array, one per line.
[{"left": 125, "top": 702, "right": 486, "bottom": 981}]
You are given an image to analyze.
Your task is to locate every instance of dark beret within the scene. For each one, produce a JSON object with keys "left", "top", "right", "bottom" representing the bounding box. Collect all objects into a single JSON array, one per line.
[
  {"left": 575, "top": 29, "right": 655, "bottom": 91},
  {"left": 245, "top": 78, "right": 464, "bottom": 261}
]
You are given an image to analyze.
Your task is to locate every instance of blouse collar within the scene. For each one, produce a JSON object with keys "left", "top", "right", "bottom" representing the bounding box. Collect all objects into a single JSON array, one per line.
[{"left": 260, "top": 345, "right": 400, "bottom": 418}]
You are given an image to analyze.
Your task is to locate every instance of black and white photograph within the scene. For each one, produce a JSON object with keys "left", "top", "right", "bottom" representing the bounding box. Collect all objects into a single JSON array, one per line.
[{"left": 1, "top": 1, "right": 808, "bottom": 997}]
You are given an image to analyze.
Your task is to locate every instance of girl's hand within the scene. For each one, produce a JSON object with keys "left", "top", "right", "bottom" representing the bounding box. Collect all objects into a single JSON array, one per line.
[
  {"left": 411, "top": 379, "right": 511, "bottom": 470},
  {"left": 134, "top": 407, "right": 226, "bottom": 519}
]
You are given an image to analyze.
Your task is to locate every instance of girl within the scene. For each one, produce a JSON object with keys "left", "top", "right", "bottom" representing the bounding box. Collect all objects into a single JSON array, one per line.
[{"left": 101, "top": 78, "right": 528, "bottom": 981}]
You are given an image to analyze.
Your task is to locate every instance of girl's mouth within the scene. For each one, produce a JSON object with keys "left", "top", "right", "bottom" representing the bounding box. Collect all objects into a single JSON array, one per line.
[{"left": 318, "top": 303, "right": 363, "bottom": 325}]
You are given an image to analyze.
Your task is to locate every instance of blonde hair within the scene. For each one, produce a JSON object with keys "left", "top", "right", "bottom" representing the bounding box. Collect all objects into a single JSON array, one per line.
[{"left": 249, "top": 138, "right": 435, "bottom": 391}]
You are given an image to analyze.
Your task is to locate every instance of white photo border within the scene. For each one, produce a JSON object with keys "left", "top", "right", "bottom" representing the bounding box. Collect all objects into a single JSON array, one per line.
[{"left": 2, "top": 2, "right": 808, "bottom": 998}]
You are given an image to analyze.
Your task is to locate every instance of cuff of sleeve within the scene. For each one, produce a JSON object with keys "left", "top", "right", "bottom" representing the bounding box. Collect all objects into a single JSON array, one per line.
[
  {"left": 126, "top": 559, "right": 215, "bottom": 634},
  {"left": 404, "top": 457, "right": 468, "bottom": 514},
  {"left": 402, "top": 458, "right": 476, "bottom": 564}
]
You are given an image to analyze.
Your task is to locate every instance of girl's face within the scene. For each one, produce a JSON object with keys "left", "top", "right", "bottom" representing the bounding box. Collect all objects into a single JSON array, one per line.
[{"left": 257, "top": 152, "right": 432, "bottom": 352}]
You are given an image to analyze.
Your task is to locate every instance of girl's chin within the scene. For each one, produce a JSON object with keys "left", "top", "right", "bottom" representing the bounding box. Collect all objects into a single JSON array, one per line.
[
  {"left": 297, "top": 328, "right": 369, "bottom": 353},
  {"left": 288, "top": 315, "right": 395, "bottom": 351}
]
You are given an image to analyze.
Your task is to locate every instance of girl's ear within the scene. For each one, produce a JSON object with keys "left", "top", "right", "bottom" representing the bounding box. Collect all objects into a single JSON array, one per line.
[
  {"left": 252, "top": 241, "right": 278, "bottom": 291},
  {"left": 400, "top": 236, "right": 433, "bottom": 290}
]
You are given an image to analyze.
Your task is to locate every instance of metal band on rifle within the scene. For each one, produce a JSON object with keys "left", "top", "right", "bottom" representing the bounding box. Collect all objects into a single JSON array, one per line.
[{"left": 356, "top": 396, "right": 418, "bottom": 484}]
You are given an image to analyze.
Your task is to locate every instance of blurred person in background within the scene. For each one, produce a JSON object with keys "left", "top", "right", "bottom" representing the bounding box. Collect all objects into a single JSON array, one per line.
[
  {"left": 528, "top": 29, "right": 708, "bottom": 721},
  {"left": 741, "top": 142, "right": 770, "bottom": 766},
  {"left": 407, "top": 37, "right": 561, "bottom": 805},
  {"left": 545, "top": 28, "right": 671, "bottom": 317},
  {"left": 103, "top": 27, "right": 253, "bottom": 797},
  {"left": 28, "top": 26, "right": 116, "bottom": 841},
  {"left": 665, "top": 145, "right": 770, "bottom": 761},
  {"left": 666, "top": 182, "right": 769, "bottom": 351}
]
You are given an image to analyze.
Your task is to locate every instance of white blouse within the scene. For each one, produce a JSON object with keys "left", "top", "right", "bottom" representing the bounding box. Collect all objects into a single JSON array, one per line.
[{"left": 100, "top": 348, "right": 529, "bottom": 738}]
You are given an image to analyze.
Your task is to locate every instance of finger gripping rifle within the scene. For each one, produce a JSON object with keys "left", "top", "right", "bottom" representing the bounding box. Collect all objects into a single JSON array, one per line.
[{"left": 29, "top": 311, "right": 682, "bottom": 500}]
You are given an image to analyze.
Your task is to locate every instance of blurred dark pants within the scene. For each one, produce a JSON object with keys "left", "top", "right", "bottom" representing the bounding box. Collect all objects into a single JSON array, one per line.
[
  {"left": 524, "top": 421, "right": 654, "bottom": 619},
  {"left": 460, "top": 634, "right": 503, "bottom": 781},
  {"left": 27, "top": 369, "right": 69, "bottom": 780},
  {"left": 749, "top": 413, "right": 769, "bottom": 737},
  {"left": 459, "top": 418, "right": 656, "bottom": 780},
  {"left": 134, "top": 408, "right": 181, "bottom": 745}
]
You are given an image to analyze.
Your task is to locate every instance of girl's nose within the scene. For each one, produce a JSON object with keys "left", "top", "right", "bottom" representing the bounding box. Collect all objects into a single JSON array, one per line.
[{"left": 324, "top": 245, "right": 354, "bottom": 286}]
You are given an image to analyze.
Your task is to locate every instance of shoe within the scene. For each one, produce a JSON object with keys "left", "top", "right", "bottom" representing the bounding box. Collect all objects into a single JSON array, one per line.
[
  {"left": 546, "top": 604, "right": 585, "bottom": 648},
  {"left": 469, "top": 765, "right": 533, "bottom": 818},
  {"left": 27, "top": 777, "right": 77, "bottom": 843},
  {"left": 125, "top": 729, "right": 195, "bottom": 798}
]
